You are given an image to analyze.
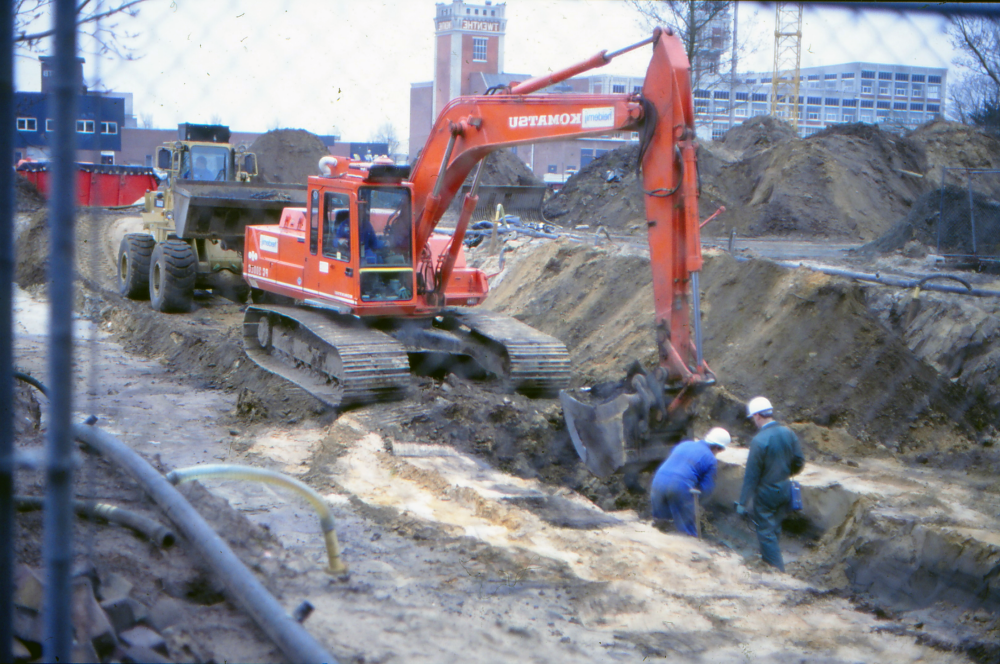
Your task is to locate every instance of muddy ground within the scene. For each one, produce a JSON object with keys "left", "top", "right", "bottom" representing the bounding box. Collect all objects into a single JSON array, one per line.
[{"left": 10, "top": 116, "right": 1000, "bottom": 662}]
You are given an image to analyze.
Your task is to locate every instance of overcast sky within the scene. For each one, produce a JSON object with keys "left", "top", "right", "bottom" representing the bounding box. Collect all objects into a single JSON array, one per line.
[{"left": 14, "top": 0, "right": 958, "bottom": 151}]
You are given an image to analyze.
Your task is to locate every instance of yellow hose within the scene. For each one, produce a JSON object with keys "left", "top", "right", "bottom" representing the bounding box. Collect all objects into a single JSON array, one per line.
[{"left": 166, "top": 464, "right": 347, "bottom": 575}]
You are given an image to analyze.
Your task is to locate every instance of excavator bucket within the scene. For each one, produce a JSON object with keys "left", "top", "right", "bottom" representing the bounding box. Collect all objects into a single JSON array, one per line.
[{"left": 560, "top": 390, "right": 632, "bottom": 478}]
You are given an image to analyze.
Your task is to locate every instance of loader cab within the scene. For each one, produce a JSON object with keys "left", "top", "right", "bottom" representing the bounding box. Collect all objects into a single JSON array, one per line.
[{"left": 180, "top": 145, "right": 231, "bottom": 181}]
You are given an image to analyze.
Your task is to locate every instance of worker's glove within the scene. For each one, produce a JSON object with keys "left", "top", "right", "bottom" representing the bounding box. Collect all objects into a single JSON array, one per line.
[{"left": 734, "top": 502, "right": 746, "bottom": 516}]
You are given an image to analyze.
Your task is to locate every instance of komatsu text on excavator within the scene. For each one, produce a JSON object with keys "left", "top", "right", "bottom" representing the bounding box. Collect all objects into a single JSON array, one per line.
[{"left": 241, "top": 27, "right": 714, "bottom": 476}]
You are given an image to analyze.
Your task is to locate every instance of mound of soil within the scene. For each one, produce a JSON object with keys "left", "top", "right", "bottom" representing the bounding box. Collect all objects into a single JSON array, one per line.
[
  {"left": 470, "top": 149, "right": 544, "bottom": 186},
  {"left": 485, "top": 240, "right": 988, "bottom": 450},
  {"left": 250, "top": 128, "right": 330, "bottom": 184},
  {"left": 863, "top": 185, "right": 1000, "bottom": 256},
  {"left": 907, "top": 120, "right": 1000, "bottom": 185},
  {"left": 719, "top": 114, "right": 796, "bottom": 154},
  {"left": 541, "top": 144, "right": 646, "bottom": 230}
]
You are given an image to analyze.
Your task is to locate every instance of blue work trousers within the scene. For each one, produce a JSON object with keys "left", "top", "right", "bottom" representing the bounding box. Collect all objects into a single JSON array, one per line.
[{"left": 651, "top": 478, "right": 698, "bottom": 537}]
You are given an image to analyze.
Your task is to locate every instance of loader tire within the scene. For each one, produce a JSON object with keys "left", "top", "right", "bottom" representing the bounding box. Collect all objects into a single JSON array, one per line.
[
  {"left": 117, "top": 233, "right": 155, "bottom": 299},
  {"left": 149, "top": 240, "right": 196, "bottom": 313}
]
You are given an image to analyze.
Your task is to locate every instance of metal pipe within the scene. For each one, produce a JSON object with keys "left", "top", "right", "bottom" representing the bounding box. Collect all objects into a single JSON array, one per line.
[
  {"left": 165, "top": 464, "right": 346, "bottom": 575},
  {"left": 0, "top": 0, "right": 15, "bottom": 658},
  {"left": 72, "top": 423, "right": 338, "bottom": 664},
  {"left": 691, "top": 271, "right": 704, "bottom": 368},
  {"left": 967, "top": 170, "right": 977, "bottom": 257},
  {"left": 43, "top": 1, "right": 79, "bottom": 660},
  {"left": 15, "top": 496, "right": 176, "bottom": 548},
  {"left": 756, "top": 258, "right": 1000, "bottom": 298}
]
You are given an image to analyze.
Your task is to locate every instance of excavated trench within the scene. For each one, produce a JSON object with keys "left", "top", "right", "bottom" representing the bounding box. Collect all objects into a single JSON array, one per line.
[{"left": 12, "top": 198, "right": 1000, "bottom": 660}]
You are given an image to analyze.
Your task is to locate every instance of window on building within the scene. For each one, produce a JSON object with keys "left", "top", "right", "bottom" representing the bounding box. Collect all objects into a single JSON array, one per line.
[
  {"left": 45, "top": 118, "right": 54, "bottom": 131},
  {"left": 842, "top": 99, "right": 857, "bottom": 107},
  {"left": 715, "top": 103, "right": 729, "bottom": 115},
  {"left": 843, "top": 113, "right": 855, "bottom": 122},
  {"left": 878, "top": 72, "right": 892, "bottom": 80},
  {"left": 910, "top": 103, "right": 923, "bottom": 111},
  {"left": 714, "top": 90, "right": 729, "bottom": 100},
  {"left": 861, "top": 85, "right": 873, "bottom": 94},
  {"left": 861, "top": 110, "right": 873, "bottom": 122},
  {"left": 472, "top": 37, "right": 487, "bottom": 62},
  {"left": 16, "top": 117, "right": 37, "bottom": 131},
  {"left": 100, "top": 121, "right": 118, "bottom": 135},
  {"left": 735, "top": 107, "right": 747, "bottom": 117},
  {"left": 824, "top": 98, "right": 839, "bottom": 106},
  {"left": 912, "top": 85, "right": 923, "bottom": 97},
  {"left": 752, "top": 109, "right": 767, "bottom": 117},
  {"left": 842, "top": 72, "right": 855, "bottom": 79},
  {"left": 876, "top": 101, "right": 891, "bottom": 109},
  {"left": 928, "top": 85, "right": 940, "bottom": 98},
  {"left": 751, "top": 92, "right": 768, "bottom": 102},
  {"left": 911, "top": 74, "right": 925, "bottom": 82},
  {"left": 895, "top": 73, "right": 909, "bottom": 81},
  {"left": 711, "top": 123, "right": 728, "bottom": 140},
  {"left": 761, "top": 76, "right": 772, "bottom": 83},
  {"left": 735, "top": 92, "right": 748, "bottom": 101},
  {"left": 694, "top": 89, "right": 710, "bottom": 99},
  {"left": 826, "top": 111, "right": 838, "bottom": 121},
  {"left": 893, "top": 102, "right": 907, "bottom": 110},
  {"left": 843, "top": 82, "right": 854, "bottom": 92},
  {"left": 860, "top": 100, "right": 874, "bottom": 108},
  {"left": 807, "top": 96, "right": 821, "bottom": 105},
  {"left": 928, "top": 75, "right": 942, "bottom": 84},
  {"left": 878, "top": 84, "right": 889, "bottom": 95},
  {"left": 895, "top": 85, "right": 907, "bottom": 96},
  {"left": 695, "top": 101, "right": 709, "bottom": 114},
  {"left": 632, "top": 85, "right": 642, "bottom": 93},
  {"left": 927, "top": 104, "right": 940, "bottom": 113},
  {"left": 861, "top": 70, "right": 875, "bottom": 79},
  {"left": 612, "top": 84, "right": 626, "bottom": 93},
  {"left": 100, "top": 153, "right": 114, "bottom": 165},
  {"left": 807, "top": 112, "right": 819, "bottom": 120},
  {"left": 824, "top": 73, "right": 837, "bottom": 80},
  {"left": 580, "top": 148, "right": 594, "bottom": 167},
  {"left": 76, "top": 119, "right": 95, "bottom": 133},
  {"left": 745, "top": 78, "right": 757, "bottom": 85}
]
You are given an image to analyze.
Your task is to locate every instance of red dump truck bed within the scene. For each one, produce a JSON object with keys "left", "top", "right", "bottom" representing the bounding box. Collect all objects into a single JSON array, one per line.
[{"left": 16, "top": 161, "right": 159, "bottom": 207}]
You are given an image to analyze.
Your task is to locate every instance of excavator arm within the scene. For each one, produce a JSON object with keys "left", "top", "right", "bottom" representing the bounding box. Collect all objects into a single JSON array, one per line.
[
  {"left": 411, "top": 27, "right": 708, "bottom": 387},
  {"left": 406, "top": 27, "right": 712, "bottom": 476}
]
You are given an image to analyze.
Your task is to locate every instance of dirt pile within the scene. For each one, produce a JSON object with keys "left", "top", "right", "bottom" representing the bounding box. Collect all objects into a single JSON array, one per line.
[
  {"left": 907, "top": 120, "right": 1000, "bottom": 184},
  {"left": 250, "top": 128, "right": 329, "bottom": 184},
  {"left": 485, "top": 240, "right": 988, "bottom": 451},
  {"left": 542, "top": 121, "right": 930, "bottom": 241},
  {"left": 719, "top": 114, "right": 796, "bottom": 155},
  {"left": 469, "top": 149, "right": 544, "bottom": 186}
]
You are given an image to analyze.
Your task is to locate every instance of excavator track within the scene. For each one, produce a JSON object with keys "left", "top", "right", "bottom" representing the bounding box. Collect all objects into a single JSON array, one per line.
[
  {"left": 446, "top": 309, "right": 571, "bottom": 397},
  {"left": 243, "top": 305, "right": 411, "bottom": 408}
]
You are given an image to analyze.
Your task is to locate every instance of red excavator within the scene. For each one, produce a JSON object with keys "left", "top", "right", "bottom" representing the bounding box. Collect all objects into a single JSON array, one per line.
[{"left": 241, "top": 27, "right": 713, "bottom": 476}]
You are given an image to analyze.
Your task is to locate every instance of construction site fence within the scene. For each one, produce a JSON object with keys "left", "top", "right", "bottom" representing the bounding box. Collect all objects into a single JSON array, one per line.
[{"left": 937, "top": 168, "right": 1000, "bottom": 263}]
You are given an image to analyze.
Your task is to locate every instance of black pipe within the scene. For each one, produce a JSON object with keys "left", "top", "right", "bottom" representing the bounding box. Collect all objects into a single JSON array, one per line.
[
  {"left": 42, "top": 1, "right": 79, "bottom": 660},
  {"left": 72, "top": 423, "right": 338, "bottom": 664},
  {"left": 14, "top": 371, "right": 48, "bottom": 396},
  {"left": 15, "top": 496, "right": 176, "bottom": 548},
  {"left": 0, "top": 0, "right": 15, "bottom": 659}
]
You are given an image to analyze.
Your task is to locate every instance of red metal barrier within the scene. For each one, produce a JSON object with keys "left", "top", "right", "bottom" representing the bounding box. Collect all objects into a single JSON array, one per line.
[{"left": 15, "top": 162, "right": 159, "bottom": 207}]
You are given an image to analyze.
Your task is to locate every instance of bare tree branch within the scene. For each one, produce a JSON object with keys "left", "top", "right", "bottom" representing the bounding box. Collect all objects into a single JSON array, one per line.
[
  {"left": 15, "top": 0, "right": 147, "bottom": 56},
  {"left": 948, "top": 15, "right": 1000, "bottom": 131}
]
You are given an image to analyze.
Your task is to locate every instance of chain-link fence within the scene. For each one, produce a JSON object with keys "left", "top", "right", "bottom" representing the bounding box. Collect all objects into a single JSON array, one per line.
[
  {"left": 5, "top": 2, "right": 1000, "bottom": 663},
  {"left": 937, "top": 168, "right": 1000, "bottom": 263}
]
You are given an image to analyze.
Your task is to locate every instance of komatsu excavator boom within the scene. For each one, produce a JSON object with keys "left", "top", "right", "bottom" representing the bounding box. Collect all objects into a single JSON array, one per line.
[{"left": 241, "top": 28, "right": 713, "bottom": 469}]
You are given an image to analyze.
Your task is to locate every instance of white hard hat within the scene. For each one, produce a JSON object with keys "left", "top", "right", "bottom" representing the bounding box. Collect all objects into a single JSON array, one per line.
[
  {"left": 704, "top": 427, "right": 730, "bottom": 449},
  {"left": 747, "top": 396, "right": 773, "bottom": 418}
]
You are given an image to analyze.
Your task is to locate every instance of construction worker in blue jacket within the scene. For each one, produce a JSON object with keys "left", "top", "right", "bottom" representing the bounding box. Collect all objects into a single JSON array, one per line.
[
  {"left": 650, "top": 427, "right": 731, "bottom": 536},
  {"left": 735, "top": 396, "right": 805, "bottom": 571}
]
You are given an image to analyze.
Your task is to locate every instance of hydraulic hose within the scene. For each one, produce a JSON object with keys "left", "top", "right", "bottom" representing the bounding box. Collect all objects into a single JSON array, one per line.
[
  {"left": 72, "top": 423, "right": 338, "bottom": 664},
  {"left": 165, "top": 464, "right": 347, "bottom": 576},
  {"left": 15, "top": 496, "right": 175, "bottom": 548},
  {"left": 767, "top": 259, "right": 1000, "bottom": 298}
]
